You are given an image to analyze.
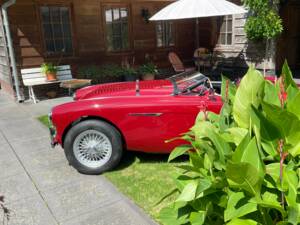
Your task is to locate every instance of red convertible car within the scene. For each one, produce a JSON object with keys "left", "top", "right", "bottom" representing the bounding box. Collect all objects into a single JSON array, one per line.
[{"left": 49, "top": 72, "right": 223, "bottom": 174}]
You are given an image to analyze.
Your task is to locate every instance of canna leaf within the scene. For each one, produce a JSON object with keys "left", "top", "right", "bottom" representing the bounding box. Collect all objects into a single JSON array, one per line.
[
  {"left": 232, "top": 137, "right": 265, "bottom": 179},
  {"left": 286, "top": 85, "right": 299, "bottom": 102},
  {"left": 262, "top": 102, "right": 300, "bottom": 145},
  {"left": 224, "top": 127, "right": 248, "bottom": 146},
  {"left": 159, "top": 203, "right": 189, "bottom": 225},
  {"left": 226, "top": 218, "right": 258, "bottom": 225},
  {"left": 224, "top": 191, "right": 257, "bottom": 222},
  {"left": 287, "top": 91, "right": 300, "bottom": 119},
  {"left": 226, "top": 161, "right": 262, "bottom": 197},
  {"left": 281, "top": 60, "right": 297, "bottom": 90},
  {"left": 264, "top": 80, "right": 281, "bottom": 106},
  {"left": 189, "top": 211, "right": 206, "bottom": 225},
  {"left": 168, "top": 145, "right": 192, "bottom": 162},
  {"left": 221, "top": 75, "right": 237, "bottom": 103},
  {"left": 233, "top": 67, "right": 265, "bottom": 128},
  {"left": 176, "top": 180, "right": 198, "bottom": 202}
]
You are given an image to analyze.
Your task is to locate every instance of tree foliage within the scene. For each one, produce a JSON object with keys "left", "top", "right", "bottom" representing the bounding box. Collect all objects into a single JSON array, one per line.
[
  {"left": 242, "top": 0, "right": 283, "bottom": 40},
  {"left": 159, "top": 62, "right": 300, "bottom": 225}
]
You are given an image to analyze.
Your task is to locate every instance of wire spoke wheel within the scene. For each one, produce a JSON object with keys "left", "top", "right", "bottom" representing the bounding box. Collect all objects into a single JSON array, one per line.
[{"left": 73, "top": 130, "right": 112, "bottom": 168}]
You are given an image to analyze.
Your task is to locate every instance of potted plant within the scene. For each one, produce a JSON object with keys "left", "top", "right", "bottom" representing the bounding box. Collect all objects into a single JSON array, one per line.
[
  {"left": 41, "top": 63, "right": 58, "bottom": 81},
  {"left": 138, "top": 62, "right": 158, "bottom": 80}
]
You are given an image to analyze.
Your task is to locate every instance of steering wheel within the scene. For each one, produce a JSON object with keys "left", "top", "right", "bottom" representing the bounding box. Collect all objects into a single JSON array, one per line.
[{"left": 182, "top": 77, "right": 213, "bottom": 96}]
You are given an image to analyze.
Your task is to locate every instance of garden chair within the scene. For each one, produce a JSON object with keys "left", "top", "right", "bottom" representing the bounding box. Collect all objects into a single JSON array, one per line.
[{"left": 168, "top": 52, "right": 195, "bottom": 73}]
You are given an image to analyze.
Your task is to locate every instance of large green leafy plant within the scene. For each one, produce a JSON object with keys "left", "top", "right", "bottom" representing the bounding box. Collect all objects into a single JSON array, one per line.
[{"left": 159, "top": 62, "right": 300, "bottom": 225}]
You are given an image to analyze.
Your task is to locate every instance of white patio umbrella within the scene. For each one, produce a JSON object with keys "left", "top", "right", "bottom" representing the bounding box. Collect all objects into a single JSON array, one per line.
[{"left": 150, "top": 0, "right": 247, "bottom": 47}]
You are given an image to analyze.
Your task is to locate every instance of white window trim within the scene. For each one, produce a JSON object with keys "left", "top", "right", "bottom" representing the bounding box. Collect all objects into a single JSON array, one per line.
[
  {"left": 156, "top": 21, "right": 175, "bottom": 48},
  {"left": 215, "top": 15, "right": 235, "bottom": 48}
]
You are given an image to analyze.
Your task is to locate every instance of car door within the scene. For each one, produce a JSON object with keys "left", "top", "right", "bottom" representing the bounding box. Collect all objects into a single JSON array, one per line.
[{"left": 122, "top": 94, "right": 222, "bottom": 153}]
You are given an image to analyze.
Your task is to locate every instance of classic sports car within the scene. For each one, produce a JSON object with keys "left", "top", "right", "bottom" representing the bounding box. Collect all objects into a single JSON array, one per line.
[{"left": 49, "top": 72, "right": 223, "bottom": 174}]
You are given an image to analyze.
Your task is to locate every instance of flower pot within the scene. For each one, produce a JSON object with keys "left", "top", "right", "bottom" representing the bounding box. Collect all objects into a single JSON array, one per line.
[
  {"left": 142, "top": 73, "right": 155, "bottom": 81},
  {"left": 46, "top": 72, "right": 57, "bottom": 81}
]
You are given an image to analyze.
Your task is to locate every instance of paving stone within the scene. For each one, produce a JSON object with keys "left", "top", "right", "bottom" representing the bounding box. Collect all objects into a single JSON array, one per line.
[
  {"left": 9, "top": 136, "right": 55, "bottom": 156},
  {"left": 28, "top": 163, "right": 81, "bottom": 191},
  {"left": 0, "top": 172, "right": 38, "bottom": 203},
  {"left": 61, "top": 200, "right": 156, "bottom": 225},
  {"left": 0, "top": 195, "right": 58, "bottom": 225},
  {"left": 15, "top": 145, "right": 66, "bottom": 172},
  {"left": 0, "top": 141, "right": 10, "bottom": 154},
  {"left": 0, "top": 118, "right": 48, "bottom": 142},
  {"left": 42, "top": 179, "right": 122, "bottom": 222},
  {"left": 0, "top": 147, "right": 24, "bottom": 178},
  {"left": 0, "top": 132, "right": 7, "bottom": 144},
  {"left": 0, "top": 105, "right": 28, "bottom": 120}
]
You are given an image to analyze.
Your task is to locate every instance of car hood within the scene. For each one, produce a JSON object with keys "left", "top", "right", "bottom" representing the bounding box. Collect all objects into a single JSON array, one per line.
[{"left": 74, "top": 80, "right": 173, "bottom": 100}]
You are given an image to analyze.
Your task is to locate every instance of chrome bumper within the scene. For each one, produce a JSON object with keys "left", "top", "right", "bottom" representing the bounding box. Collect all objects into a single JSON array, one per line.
[
  {"left": 49, "top": 127, "right": 57, "bottom": 148},
  {"left": 48, "top": 112, "right": 57, "bottom": 148}
]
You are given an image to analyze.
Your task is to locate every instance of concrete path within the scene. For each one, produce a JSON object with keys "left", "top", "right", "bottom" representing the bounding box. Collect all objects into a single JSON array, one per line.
[{"left": 0, "top": 93, "right": 157, "bottom": 225}]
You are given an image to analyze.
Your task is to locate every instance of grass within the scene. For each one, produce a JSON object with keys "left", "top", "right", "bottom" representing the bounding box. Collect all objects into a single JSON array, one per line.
[
  {"left": 38, "top": 115, "right": 50, "bottom": 127},
  {"left": 37, "top": 115, "right": 186, "bottom": 222}
]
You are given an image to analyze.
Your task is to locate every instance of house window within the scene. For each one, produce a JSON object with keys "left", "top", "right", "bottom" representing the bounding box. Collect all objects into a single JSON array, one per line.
[
  {"left": 217, "top": 15, "right": 233, "bottom": 45},
  {"left": 40, "top": 6, "right": 73, "bottom": 55},
  {"left": 105, "top": 7, "right": 129, "bottom": 51},
  {"left": 156, "top": 21, "right": 175, "bottom": 47}
]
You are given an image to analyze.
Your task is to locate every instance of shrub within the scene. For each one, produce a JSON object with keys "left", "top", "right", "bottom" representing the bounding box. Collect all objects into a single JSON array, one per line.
[
  {"left": 77, "top": 64, "right": 123, "bottom": 83},
  {"left": 138, "top": 63, "right": 158, "bottom": 75},
  {"left": 159, "top": 61, "right": 300, "bottom": 225}
]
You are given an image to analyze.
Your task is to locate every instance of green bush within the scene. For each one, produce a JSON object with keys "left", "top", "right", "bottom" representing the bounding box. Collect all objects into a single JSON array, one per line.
[
  {"left": 159, "top": 61, "right": 300, "bottom": 225},
  {"left": 138, "top": 62, "right": 158, "bottom": 75},
  {"left": 77, "top": 64, "right": 123, "bottom": 83},
  {"left": 242, "top": 0, "right": 283, "bottom": 41}
]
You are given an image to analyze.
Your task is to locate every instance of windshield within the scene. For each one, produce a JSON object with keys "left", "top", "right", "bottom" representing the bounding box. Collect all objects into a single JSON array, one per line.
[{"left": 168, "top": 71, "right": 211, "bottom": 95}]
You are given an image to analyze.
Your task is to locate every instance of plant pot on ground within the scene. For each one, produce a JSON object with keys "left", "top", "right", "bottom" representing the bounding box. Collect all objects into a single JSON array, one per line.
[
  {"left": 41, "top": 63, "right": 58, "bottom": 81},
  {"left": 138, "top": 63, "right": 158, "bottom": 81}
]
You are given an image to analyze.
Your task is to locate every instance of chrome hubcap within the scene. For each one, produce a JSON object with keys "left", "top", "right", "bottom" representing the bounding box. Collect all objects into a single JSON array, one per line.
[{"left": 73, "top": 130, "right": 112, "bottom": 168}]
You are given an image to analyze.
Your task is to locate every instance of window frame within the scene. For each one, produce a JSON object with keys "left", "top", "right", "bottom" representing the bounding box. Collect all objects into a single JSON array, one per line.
[
  {"left": 102, "top": 3, "right": 132, "bottom": 53},
  {"left": 156, "top": 21, "right": 176, "bottom": 48},
  {"left": 38, "top": 3, "right": 76, "bottom": 58},
  {"left": 216, "top": 15, "right": 234, "bottom": 47}
]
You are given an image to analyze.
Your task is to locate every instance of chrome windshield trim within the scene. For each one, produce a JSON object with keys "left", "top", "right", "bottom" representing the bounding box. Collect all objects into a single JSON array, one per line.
[{"left": 128, "top": 113, "right": 163, "bottom": 117}]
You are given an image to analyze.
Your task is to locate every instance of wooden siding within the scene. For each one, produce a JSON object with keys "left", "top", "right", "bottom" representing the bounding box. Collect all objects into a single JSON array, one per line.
[
  {"left": 7, "top": 0, "right": 195, "bottom": 72},
  {"left": 277, "top": 0, "right": 300, "bottom": 70},
  {"left": 0, "top": 9, "right": 14, "bottom": 95}
]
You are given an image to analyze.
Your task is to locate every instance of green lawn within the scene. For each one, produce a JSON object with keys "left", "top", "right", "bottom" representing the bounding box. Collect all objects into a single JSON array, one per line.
[
  {"left": 37, "top": 115, "right": 185, "bottom": 221},
  {"left": 38, "top": 115, "right": 50, "bottom": 127}
]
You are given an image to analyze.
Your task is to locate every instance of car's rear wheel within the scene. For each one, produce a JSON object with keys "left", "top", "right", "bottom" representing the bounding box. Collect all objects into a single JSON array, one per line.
[{"left": 64, "top": 120, "right": 123, "bottom": 174}]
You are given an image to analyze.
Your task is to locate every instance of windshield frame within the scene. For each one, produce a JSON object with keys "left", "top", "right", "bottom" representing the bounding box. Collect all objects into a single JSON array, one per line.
[{"left": 168, "top": 71, "right": 209, "bottom": 95}]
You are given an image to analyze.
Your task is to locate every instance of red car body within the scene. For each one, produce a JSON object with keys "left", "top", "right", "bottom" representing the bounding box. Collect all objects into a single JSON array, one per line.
[{"left": 50, "top": 79, "right": 223, "bottom": 153}]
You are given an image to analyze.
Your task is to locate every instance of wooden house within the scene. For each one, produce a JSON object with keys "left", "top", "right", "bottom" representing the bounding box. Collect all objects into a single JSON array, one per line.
[{"left": 0, "top": 0, "right": 299, "bottom": 99}]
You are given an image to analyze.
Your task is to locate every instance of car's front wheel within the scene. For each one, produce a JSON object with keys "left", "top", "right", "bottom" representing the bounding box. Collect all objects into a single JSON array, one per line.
[{"left": 64, "top": 120, "right": 123, "bottom": 174}]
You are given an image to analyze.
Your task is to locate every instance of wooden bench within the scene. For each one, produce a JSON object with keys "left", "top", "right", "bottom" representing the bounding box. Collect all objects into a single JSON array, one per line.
[{"left": 21, "top": 65, "right": 91, "bottom": 103}]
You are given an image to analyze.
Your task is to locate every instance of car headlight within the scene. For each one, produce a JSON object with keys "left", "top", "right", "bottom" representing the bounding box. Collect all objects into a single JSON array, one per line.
[
  {"left": 48, "top": 111, "right": 54, "bottom": 128},
  {"left": 73, "top": 92, "right": 77, "bottom": 101}
]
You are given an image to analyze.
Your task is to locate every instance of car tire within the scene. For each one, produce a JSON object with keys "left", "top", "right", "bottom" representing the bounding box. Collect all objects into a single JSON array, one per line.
[{"left": 64, "top": 119, "right": 123, "bottom": 175}]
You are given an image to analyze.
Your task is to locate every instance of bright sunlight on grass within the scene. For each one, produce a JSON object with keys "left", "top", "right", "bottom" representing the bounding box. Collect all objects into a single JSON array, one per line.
[
  {"left": 37, "top": 115, "right": 186, "bottom": 222},
  {"left": 38, "top": 115, "right": 50, "bottom": 127}
]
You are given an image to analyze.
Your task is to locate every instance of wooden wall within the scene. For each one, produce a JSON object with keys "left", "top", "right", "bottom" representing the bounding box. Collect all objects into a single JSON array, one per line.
[
  {"left": 0, "top": 9, "right": 14, "bottom": 96},
  {"left": 277, "top": 0, "right": 300, "bottom": 71},
  {"left": 7, "top": 0, "right": 196, "bottom": 74}
]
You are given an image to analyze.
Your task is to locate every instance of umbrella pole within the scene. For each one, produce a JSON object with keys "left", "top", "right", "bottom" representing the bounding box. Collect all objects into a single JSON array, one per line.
[{"left": 196, "top": 18, "right": 199, "bottom": 48}]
